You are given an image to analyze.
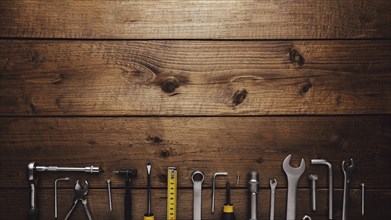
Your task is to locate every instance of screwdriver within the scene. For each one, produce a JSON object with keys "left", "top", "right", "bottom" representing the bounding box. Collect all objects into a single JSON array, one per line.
[
  {"left": 221, "top": 181, "right": 236, "bottom": 220},
  {"left": 144, "top": 161, "right": 155, "bottom": 220}
]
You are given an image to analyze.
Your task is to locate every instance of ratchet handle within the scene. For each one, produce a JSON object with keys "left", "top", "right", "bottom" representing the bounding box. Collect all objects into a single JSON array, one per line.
[
  {"left": 28, "top": 208, "right": 39, "bottom": 220},
  {"left": 125, "top": 180, "right": 132, "bottom": 220}
]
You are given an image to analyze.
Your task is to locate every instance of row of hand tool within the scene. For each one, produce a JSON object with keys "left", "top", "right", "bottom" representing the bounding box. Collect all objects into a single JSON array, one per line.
[
  {"left": 191, "top": 155, "right": 364, "bottom": 220},
  {"left": 27, "top": 154, "right": 365, "bottom": 220}
]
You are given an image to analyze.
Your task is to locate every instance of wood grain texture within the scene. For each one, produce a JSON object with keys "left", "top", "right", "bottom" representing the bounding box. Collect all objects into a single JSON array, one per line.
[
  {"left": 0, "top": 0, "right": 390, "bottom": 39},
  {"left": 0, "top": 188, "right": 389, "bottom": 220},
  {"left": 1, "top": 40, "right": 390, "bottom": 116},
  {"left": 1, "top": 117, "right": 389, "bottom": 189}
]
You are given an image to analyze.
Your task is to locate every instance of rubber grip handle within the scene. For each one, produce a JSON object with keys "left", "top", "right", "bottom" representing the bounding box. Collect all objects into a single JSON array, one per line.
[
  {"left": 221, "top": 213, "right": 236, "bottom": 220},
  {"left": 28, "top": 208, "right": 39, "bottom": 220},
  {"left": 125, "top": 180, "right": 132, "bottom": 220}
]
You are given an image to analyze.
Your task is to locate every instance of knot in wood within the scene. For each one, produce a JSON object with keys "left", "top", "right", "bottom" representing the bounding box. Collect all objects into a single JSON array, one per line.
[
  {"left": 146, "top": 135, "right": 162, "bottom": 144},
  {"left": 233, "top": 89, "right": 248, "bottom": 106},
  {"left": 301, "top": 82, "right": 312, "bottom": 94},
  {"left": 161, "top": 77, "right": 180, "bottom": 93},
  {"left": 160, "top": 150, "right": 170, "bottom": 158},
  {"left": 289, "top": 49, "right": 305, "bottom": 66}
]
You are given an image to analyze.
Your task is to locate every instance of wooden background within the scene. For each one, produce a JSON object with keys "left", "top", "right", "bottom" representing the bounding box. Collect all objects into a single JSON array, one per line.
[{"left": 0, "top": 0, "right": 390, "bottom": 219}]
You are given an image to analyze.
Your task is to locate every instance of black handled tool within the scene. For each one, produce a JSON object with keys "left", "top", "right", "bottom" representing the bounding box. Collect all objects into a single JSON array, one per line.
[
  {"left": 144, "top": 161, "right": 155, "bottom": 220},
  {"left": 221, "top": 181, "right": 236, "bottom": 220},
  {"left": 114, "top": 169, "right": 137, "bottom": 220}
]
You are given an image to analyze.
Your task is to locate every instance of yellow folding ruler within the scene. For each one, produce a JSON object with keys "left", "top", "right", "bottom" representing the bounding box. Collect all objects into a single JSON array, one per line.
[{"left": 167, "top": 167, "right": 177, "bottom": 220}]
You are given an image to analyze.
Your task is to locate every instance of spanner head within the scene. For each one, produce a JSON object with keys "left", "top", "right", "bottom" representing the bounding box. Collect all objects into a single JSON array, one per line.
[
  {"left": 269, "top": 178, "right": 277, "bottom": 189},
  {"left": 282, "top": 154, "right": 306, "bottom": 176},
  {"left": 342, "top": 158, "right": 355, "bottom": 177}
]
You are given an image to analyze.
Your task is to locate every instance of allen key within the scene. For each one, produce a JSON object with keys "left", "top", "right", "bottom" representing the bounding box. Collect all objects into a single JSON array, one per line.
[
  {"left": 211, "top": 172, "right": 228, "bottom": 213},
  {"left": 54, "top": 177, "right": 70, "bottom": 218},
  {"left": 311, "top": 159, "right": 333, "bottom": 220}
]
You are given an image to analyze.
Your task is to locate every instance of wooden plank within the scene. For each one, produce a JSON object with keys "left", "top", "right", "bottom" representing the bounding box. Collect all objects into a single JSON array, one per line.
[
  {"left": 1, "top": 117, "right": 389, "bottom": 188},
  {"left": 0, "top": 188, "right": 389, "bottom": 220},
  {"left": 0, "top": 0, "right": 390, "bottom": 39},
  {"left": 1, "top": 40, "right": 390, "bottom": 116}
]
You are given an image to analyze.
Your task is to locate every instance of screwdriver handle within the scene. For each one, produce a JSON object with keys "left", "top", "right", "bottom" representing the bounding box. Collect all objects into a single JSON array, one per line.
[
  {"left": 28, "top": 208, "right": 39, "bottom": 220},
  {"left": 221, "top": 205, "right": 236, "bottom": 220},
  {"left": 125, "top": 180, "right": 132, "bottom": 220}
]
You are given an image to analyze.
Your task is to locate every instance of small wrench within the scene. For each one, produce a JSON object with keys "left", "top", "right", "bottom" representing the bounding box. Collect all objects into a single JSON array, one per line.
[
  {"left": 342, "top": 159, "right": 355, "bottom": 220},
  {"left": 269, "top": 179, "right": 277, "bottom": 220},
  {"left": 282, "top": 154, "right": 305, "bottom": 220}
]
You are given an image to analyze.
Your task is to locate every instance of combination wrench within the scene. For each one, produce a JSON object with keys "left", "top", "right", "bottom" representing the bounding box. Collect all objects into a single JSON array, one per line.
[
  {"left": 282, "top": 155, "right": 305, "bottom": 220},
  {"left": 192, "top": 171, "right": 205, "bottom": 220},
  {"left": 269, "top": 179, "right": 277, "bottom": 220},
  {"left": 342, "top": 159, "right": 355, "bottom": 220}
]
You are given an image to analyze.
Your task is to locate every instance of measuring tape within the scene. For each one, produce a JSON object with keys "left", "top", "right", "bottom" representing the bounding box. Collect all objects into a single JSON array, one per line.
[{"left": 167, "top": 167, "right": 177, "bottom": 220}]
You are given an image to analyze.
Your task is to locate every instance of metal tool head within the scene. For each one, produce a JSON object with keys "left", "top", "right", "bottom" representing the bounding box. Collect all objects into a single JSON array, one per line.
[
  {"left": 74, "top": 180, "right": 89, "bottom": 200},
  {"left": 269, "top": 178, "right": 277, "bottom": 189},
  {"left": 113, "top": 168, "right": 138, "bottom": 181},
  {"left": 28, "top": 162, "right": 36, "bottom": 181},
  {"left": 191, "top": 171, "right": 205, "bottom": 184},
  {"left": 342, "top": 158, "right": 355, "bottom": 177},
  {"left": 146, "top": 161, "right": 151, "bottom": 175},
  {"left": 282, "top": 154, "right": 306, "bottom": 176},
  {"left": 308, "top": 174, "right": 318, "bottom": 181},
  {"left": 213, "top": 172, "right": 228, "bottom": 179}
]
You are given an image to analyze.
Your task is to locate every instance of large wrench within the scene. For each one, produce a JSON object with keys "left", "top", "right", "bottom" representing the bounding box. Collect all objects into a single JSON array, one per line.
[
  {"left": 269, "top": 179, "right": 277, "bottom": 220},
  {"left": 192, "top": 171, "right": 205, "bottom": 220},
  {"left": 282, "top": 155, "right": 305, "bottom": 220},
  {"left": 342, "top": 159, "right": 355, "bottom": 220}
]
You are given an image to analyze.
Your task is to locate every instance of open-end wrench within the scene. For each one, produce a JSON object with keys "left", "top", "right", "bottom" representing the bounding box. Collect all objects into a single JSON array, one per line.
[
  {"left": 282, "top": 155, "right": 305, "bottom": 220},
  {"left": 342, "top": 159, "right": 355, "bottom": 220},
  {"left": 269, "top": 179, "right": 277, "bottom": 220}
]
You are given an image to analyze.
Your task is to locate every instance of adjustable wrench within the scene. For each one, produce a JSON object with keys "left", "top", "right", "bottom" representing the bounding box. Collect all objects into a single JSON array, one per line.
[
  {"left": 282, "top": 155, "right": 305, "bottom": 220},
  {"left": 269, "top": 179, "right": 277, "bottom": 220},
  {"left": 342, "top": 159, "right": 355, "bottom": 220}
]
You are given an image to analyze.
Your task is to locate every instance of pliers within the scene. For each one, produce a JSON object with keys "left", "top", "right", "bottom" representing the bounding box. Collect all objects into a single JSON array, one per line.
[{"left": 64, "top": 180, "right": 93, "bottom": 220}]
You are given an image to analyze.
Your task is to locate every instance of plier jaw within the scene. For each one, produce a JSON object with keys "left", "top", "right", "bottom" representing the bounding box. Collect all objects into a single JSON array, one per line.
[{"left": 64, "top": 180, "right": 93, "bottom": 220}]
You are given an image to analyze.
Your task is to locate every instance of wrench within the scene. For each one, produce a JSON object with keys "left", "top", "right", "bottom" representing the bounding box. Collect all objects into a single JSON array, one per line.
[
  {"left": 342, "top": 159, "right": 355, "bottom": 220},
  {"left": 269, "top": 179, "right": 277, "bottom": 220},
  {"left": 192, "top": 171, "right": 205, "bottom": 220},
  {"left": 282, "top": 154, "right": 305, "bottom": 220}
]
